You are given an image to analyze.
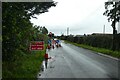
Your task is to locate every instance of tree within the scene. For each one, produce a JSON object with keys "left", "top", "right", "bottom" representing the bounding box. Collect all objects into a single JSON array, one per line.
[
  {"left": 2, "top": 2, "right": 57, "bottom": 61},
  {"left": 103, "top": 1, "right": 120, "bottom": 50},
  {"left": 42, "top": 26, "right": 48, "bottom": 35},
  {"left": 2, "top": 2, "right": 57, "bottom": 78}
]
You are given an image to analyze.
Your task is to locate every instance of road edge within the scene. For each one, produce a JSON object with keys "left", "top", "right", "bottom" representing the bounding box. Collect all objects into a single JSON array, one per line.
[{"left": 97, "top": 52, "right": 119, "bottom": 61}]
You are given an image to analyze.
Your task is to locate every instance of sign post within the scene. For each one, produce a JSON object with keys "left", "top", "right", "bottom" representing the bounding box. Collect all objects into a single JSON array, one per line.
[{"left": 30, "top": 41, "right": 44, "bottom": 51}]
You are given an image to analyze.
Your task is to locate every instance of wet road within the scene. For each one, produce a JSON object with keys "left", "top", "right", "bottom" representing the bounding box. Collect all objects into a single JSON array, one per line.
[{"left": 38, "top": 41, "right": 119, "bottom": 79}]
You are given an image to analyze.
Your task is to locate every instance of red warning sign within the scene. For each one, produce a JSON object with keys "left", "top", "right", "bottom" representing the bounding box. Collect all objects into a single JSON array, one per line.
[{"left": 30, "top": 41, "right": 44, "bottom": 51}]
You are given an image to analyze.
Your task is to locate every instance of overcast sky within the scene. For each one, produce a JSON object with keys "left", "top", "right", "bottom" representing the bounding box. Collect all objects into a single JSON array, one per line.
[{"left": 30, "top": 0, "right": 116, "bottom": 36}]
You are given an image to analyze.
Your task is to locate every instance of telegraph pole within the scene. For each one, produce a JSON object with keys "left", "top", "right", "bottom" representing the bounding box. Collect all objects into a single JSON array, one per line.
[
  {"left": 103, "top": 25, "right": 105, "bottom": 34},
  {"left": 67, "top": 27, "right": 69, "bottom": 36}
]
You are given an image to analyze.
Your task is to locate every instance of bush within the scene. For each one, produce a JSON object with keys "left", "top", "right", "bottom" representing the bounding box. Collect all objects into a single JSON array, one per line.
[{"left": 61, "top": 34, "right": 120, "bottom": 51}]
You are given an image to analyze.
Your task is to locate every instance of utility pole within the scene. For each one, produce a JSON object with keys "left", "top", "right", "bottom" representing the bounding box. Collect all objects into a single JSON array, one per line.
[
  {"left": 67, "top": 27, "right": 69, "bottom": 36},
  {"left": 103, "top": 25, "right": 105, "bottom": 34},
  {"left": 118, "top": 22, "right": 120, "bottom": 34}
]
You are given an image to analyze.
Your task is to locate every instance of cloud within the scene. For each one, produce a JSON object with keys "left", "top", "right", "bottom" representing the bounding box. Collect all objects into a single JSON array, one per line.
[{"left": 30, "top": 0, "right": 112, "bottom": 35}]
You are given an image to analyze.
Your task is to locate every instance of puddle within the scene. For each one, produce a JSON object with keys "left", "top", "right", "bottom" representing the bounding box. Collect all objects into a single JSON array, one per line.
[
  {"left": 37, "top": 49, "right": 58, "bottom": 78},
  {"left": 38, "top": 57, "right": 56, "bottom": 75},
  {"left": 49, "top": 64, "right": 55, "bottom": 68},
  {"left": 40, "top": 60, "right": 46, "bottom": 71}
]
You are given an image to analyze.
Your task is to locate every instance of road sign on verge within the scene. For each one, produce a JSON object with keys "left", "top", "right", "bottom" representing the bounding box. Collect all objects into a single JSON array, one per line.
[{"left": 30, "top": 41, "right": 44, "bottom": 51}]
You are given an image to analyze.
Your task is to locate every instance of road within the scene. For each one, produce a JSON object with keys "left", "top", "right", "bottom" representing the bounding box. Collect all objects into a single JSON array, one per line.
[{"left": 37, "top": 41, "right": 119, "bottom": 79}]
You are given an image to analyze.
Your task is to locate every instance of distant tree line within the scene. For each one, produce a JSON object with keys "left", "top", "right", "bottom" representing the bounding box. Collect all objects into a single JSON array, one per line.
[{"left": 59, "top": 34, "right": 120, "bottom": 51}]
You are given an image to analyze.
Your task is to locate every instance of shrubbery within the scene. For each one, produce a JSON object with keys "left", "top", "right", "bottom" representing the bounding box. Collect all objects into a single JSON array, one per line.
[
  {"left": 2, "top": 2, "right": 56, "bottom": 78},
  {"left": 60, "top": 34, "right": 120, "bottom": 51}
]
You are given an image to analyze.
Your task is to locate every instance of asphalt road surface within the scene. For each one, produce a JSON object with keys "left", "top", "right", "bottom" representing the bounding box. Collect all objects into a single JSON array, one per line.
[{"left": 38, "top": 41, "right": 119, "bottom": 79}]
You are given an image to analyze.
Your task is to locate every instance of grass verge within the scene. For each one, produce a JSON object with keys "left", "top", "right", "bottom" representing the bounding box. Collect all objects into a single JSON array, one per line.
[
  {"left": 65, "top": 40, "right": 120, "bottom": 58},
  {"left": 2, "top": 45, "right": 47, "bottom": 79}
]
